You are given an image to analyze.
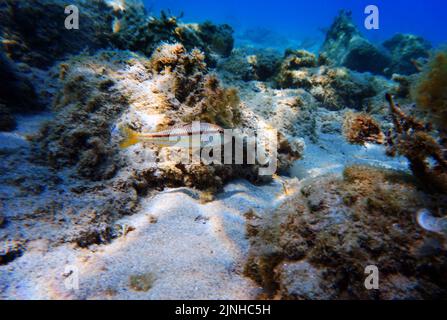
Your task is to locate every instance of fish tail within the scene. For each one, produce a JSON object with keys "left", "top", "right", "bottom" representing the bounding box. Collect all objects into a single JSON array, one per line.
[{"left": 119, "top": 126, "right": 140, "bottom": 149}]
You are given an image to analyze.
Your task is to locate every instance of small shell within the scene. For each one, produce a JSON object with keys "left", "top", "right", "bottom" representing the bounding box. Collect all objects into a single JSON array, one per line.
[{"left": 417, "top": 209, "right": 447, "bottom": 235}]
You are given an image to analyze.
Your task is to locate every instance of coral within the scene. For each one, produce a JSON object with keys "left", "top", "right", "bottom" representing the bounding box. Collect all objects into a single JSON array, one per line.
[
  {"left": 32, "top": 45, "right": 300, "bottom": 192},
  {"left": 282, "top": 49, "right": 318, "bottom": 69},
  {"left": 383, "top": 34, "right": 432, "bottom": 76},
  {"left": 275, "top": 49, "right": 318, "bottom": 88},
  {"left": 342, "top": 111, "right": 384, "bottom": 145},
  {"left": 245, "top": 165, "right": 447, "bottom": 299},
  {"left": 320, "top": 10, "right": 390, "bottom": 75},
  {"left": 148, "top": 43, "right": 206, "bottom": 74},
  {"left": 411, "top": 51, "right": 447, "bottom": 134}
]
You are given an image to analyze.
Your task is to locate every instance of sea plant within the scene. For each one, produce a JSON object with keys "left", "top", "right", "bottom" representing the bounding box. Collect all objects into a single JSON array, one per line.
[
  {"left": 384, "top": 93, "right": 447, "bottom": 192},
  {"left": 342, "top": 111, "right": 384, "bottom": 145},
  {"left": 411, "top": 50, "right": 447, "bottom": 138}
]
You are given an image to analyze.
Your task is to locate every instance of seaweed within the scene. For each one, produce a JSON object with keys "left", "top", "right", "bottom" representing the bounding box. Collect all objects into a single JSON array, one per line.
[
  {"left": 385, "top": 93, "right": 447, "bottom": 193},
  {"left": 411, "top": 51, "right": 447, "bottom": 136},
  {"left": 342, "top": 111, "right": 384, "bottom": 145}
]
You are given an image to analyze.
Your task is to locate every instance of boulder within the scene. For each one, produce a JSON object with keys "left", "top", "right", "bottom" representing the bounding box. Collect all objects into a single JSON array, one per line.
[
  {"left": 383, "top": 34, "right": 432, "bottom": 75},
  {"left": 320, "top": 10, "right": 390, "bottom": 75}
]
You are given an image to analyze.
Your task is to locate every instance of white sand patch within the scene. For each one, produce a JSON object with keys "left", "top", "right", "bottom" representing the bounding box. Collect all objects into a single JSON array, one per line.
[{"left": 1, "top": 179, "right": 292, "bottom": 299}]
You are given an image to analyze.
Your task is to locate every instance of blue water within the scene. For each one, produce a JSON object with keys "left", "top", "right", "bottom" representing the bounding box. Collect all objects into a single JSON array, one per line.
[{"left": 145, "top": 0, "right": 447, "bottom": 48}]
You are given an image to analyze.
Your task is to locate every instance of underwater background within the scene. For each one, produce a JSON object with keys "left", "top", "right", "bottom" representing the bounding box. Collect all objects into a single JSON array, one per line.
[
  {"left": 1, "top": 0, "right": 447, "bottom": 300},
  {"left": 148, "top": 0, "right": 447, "bottom": 48}
]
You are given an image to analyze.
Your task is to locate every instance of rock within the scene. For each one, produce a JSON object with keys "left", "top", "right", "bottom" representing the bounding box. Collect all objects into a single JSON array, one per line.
[
  {"left": 0, "top": 104, "right": 16, "bottom": 131},
  {"left": 320, "top": 10, "right": 390, "bottom": 75},
  {"left": 275, "top": 261, "right": 333, "bottom": 299},
  {"left": 275, "top": 46, "right": 382, "bottom": 110},
  {"left": 33, "top": 44, "right": 299, "bottom": 189},
  {"left": 0, "top": 240, "right": 25, "bottom": 265},
  {"left": 196, "top": 21, "right": 234, "bottom": 57},
  {"left": 0, "top": 48, "right": 41, "bottom": 116},
  {"left": 0, "top": 1, "right": 234, "bottom": 69},
  {"left": 383, "top": 34, "right": 431, "bottom": 76},
  {"left": 218, "top": 48, "right": 281, "bottom": 81},
  {"left": 341, "top": 37, "right": 391, "bottom": 75},
  {"left": 245, "top": 165, "right": 447, "bottom": 299},
  {"left": 0, "top": 0, "right": 118, "bottom": 68}
]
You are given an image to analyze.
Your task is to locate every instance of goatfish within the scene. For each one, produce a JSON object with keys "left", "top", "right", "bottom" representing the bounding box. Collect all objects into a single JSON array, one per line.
[{"left": 119, "top": 122, "right": 226, "bottom": 149}]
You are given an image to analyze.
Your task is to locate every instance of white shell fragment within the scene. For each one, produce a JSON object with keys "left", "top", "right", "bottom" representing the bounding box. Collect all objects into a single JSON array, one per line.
[{"left": 417, "top": 209, "right": 447, "bottom": 235}]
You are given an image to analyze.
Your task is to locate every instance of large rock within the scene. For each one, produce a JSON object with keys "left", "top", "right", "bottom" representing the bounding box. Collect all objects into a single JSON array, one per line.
[
  {"left": 218, "top": 47, "right": 282, "bottom": 81},
  {"left": 275, "top": 49, "right": 379, "bottom": 110},
  {"left": 320, "top": 10, "right": 390, "bottom": 75},
  {"left": 0, "top": 0, "right": 119, "bottom": 68},
  {"left": 0, "top": 0, "right": 234, "bottom": 69},
  {"left": 0, "top": 48, "right": 41, "bottom": 130},
  {"left": 245, "top": 165, "right": 447, "bottom": 299},
  {"left": 383, "top": 34, "right": 432, "bottom": 75}
]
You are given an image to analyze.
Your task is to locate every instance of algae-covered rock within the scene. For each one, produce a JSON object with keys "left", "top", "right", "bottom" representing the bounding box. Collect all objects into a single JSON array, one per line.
[
  {"left": 245, "top": 165, "right": 447, "bottom": 299},
  {"left": 320, "top": 10, "right": 390, "bottom": 75},
  {"left": 218, "top": 48, "right": 282, "bottom": 81},
  {"left": 111, "top": 11, "right": 234, "bottom": 67},
  {"left": 275, "top": 261, "right": 334, "bottom": 299},
  {"left": 0, "top": 0, "right": 118, "bottom": 68},
  {"left": 196, "top": 21, "right": 234, "bottom": 57},
  {"left": 0, "top": 240, "right": 25, "bottom": 265},
  {"left": 383, "top": 34, "right": 432, "bottom": 76},
  {"left": 0, "top": 1, "right": 234, "bottom": 69},
  {"left": 275, "top": 52, "right": 378, "bottom": 111},
  {"left": 0, "top": 104, "right": 16, "bottom": 132},
  {"left": 33, "top": 44, "right": 297, "bottom": 190},
  {"left": 0, "top": 48, "right": 41, "bottom": 130}
]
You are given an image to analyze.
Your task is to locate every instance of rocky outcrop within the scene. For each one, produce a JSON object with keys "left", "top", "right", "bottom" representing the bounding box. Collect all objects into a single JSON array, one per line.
[
  {"left": 383, "top": 34, "right": 431, "bottom": 76},
  {"left": 245, "top": 165, "right": 447, "bottom": 299},
  {"left": 0, "top": 0, "right": 116, "bottom": 68},
  {"left": 33, "top": 44, "right": 301, "bottom": 189},
  {"left": 320, "top": 11, "right": 433, "bottom": 78},
  {"left": 0, "top": 0, "right": 234, "bottom": 69},
  {"left": 0, "top": 48, "right": 41, "bottom": 131},
  {"left": 217, "top": 47, "right": 282, "bottom": 81},
  {"left": 320, "top": 10, "right": 391, "bottom": 75},
  {"left": 275, "top": 49, "right": 379, "bottom": 110}
]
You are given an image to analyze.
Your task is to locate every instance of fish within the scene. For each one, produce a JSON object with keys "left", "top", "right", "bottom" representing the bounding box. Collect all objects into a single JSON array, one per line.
[{"left": 119, "top": 122, "right": 226, "bottom": 149}]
